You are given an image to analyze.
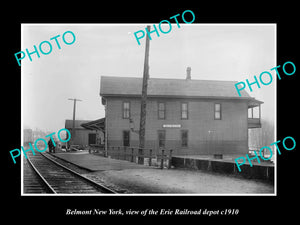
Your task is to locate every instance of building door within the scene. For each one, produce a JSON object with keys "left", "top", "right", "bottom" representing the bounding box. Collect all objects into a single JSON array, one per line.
[
  {"left": 158, "top": 130, "right": 166, "bottom": 148},
  {"left": 88, "top": 133, "right": 96, "bottom": 145},
  {"left": 123, "top": 130, "right": 130, "bottom": 147}
]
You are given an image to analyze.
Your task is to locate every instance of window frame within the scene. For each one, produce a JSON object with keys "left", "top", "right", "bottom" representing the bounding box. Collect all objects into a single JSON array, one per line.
[
  {"left": 157, "top": 102, "right": 166, "bottom": 120},
  {"left": 123, "top": 130, "right": 130, "bottom": 147},
  {"left": 181, "top": 130, "right": 188, "bottom": 148},
  {"left": 181, "top": 102, "right": 189, "bottom": 120},
  {"left": 122, "top": 101, "right": 130, "bottom": 119},
  {"left": 214, "top": 103, "right": 222, "bottom": 120}
]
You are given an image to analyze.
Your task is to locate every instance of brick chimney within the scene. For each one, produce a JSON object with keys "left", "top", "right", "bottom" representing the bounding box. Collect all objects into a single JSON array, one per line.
[{"left": 186, "top": 67, "right": 191, "bottom": 80}]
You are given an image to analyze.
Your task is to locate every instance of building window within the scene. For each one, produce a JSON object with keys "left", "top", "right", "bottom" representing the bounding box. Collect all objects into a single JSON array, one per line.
[
  {"left": 123, "top": 101, "right": 130, "bottom": 119},
  {"left": 158, "top": 130, "right": 166, "bottom": 148},
  {"left": 181, "top": 102, "right": 188, "bottom": 119},
  {"left": 214, "top": 103, "right": 221, "bottom": 120},
  {"left": 123, "top": 130, "right": 130, "bottom": 147},
  {"left": 181, "top": 130, "right": 188, "bottom": 147},
  {"left": 158, "top": 102, "right": 166, "bottom": 119}
]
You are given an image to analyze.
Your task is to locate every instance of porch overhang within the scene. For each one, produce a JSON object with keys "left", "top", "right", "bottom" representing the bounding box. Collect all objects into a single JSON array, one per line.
[
  {"left": 247, "top": 98, "right": 263, "bottom": 129},
  {"left": 81, "top": 118, "right": 105, "bottom": 132},
  {"left": 248, "top": 98, "right": 264, "bottom": 108}
]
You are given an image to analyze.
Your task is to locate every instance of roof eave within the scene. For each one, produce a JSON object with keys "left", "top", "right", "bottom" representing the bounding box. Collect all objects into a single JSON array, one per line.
[{"left": 100, "top": 93, "right": 254, "bottom": 100}]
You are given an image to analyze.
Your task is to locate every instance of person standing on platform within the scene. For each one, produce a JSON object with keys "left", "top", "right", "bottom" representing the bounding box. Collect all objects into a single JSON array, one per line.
[{"left": 48, "top": 139, "right": 53, "bottom": 153}]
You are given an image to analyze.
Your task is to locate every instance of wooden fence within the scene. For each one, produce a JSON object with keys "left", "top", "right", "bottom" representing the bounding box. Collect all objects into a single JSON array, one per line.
[{"left": 106, "top": 146, "right": 173, "bottom": 169}]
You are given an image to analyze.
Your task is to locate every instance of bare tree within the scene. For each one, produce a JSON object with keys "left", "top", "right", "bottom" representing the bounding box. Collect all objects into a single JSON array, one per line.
[{"left": 249, "top": 119, "right": 275, "bottom": 158}]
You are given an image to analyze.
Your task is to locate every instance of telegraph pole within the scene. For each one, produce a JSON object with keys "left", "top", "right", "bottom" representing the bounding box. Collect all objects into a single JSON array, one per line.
[
  {"left": 138, "top": 25, "right": 150, "bottom": 164},
  {"left": 68, "top": 98, "right": 82, "bottom": 146}
]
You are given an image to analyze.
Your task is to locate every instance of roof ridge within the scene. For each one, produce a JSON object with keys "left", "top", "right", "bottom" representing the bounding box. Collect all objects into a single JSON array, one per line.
[
  {"left": 100, "top": 76, "right": 251, "bottom": 98},
  {"left": 101, "top": 76, "right": 238, "bottom": 83}
]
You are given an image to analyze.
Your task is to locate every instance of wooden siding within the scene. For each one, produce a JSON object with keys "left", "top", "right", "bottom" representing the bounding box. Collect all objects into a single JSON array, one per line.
[
  {"left": 105, "top": 96, "right": 248, "bottom": 155},
  {"left": 69, "top": 129, "right": 104, "bottom": 146}
]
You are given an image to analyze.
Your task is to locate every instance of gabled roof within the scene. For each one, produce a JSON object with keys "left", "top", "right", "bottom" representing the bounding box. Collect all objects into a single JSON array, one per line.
[
  {"left": 65, "top": 120, "right": 92, "bottom": 129},
  {"left": 100, "top": 76, "right": 252, "bottom": 99}
]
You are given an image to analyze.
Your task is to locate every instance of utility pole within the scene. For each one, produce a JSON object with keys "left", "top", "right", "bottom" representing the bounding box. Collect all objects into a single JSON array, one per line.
[
  {"left": 68, "top": 98, "right": 82, "bottom": 146},
  {"left": 138, "top": 25, "right": 151, "bottom": 165}
]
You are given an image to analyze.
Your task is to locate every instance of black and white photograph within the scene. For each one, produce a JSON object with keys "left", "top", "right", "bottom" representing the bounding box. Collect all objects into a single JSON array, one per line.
[
  {"left": 21, "top": 23, "right": 276, "bottom": 195},
  {"left": 3, "top": 4, "right": 299, "bottom": 222}
]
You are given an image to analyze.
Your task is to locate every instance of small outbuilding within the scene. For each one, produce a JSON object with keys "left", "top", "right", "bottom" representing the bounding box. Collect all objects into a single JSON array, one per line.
[{"left": 65, "top": 119, "right": 104, "bottom": 148}]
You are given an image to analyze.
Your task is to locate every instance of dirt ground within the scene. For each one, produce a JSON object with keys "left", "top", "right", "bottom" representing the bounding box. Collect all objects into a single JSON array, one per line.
[
  {"left": 50, "top": 151, "right": 274, "bottom": 194},
  {"left": 86, "top": 167, "right": 274, "bottom": 194}
]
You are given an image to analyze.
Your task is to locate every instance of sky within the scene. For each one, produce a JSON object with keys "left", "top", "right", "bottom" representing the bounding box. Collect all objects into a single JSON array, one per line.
[{"left": 22, "top": 24, "right": 276, "bottom": 132}]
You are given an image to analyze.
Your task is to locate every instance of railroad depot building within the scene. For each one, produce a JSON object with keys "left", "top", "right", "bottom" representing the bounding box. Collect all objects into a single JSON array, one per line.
[{"left": 100, "top": 69, "right": 263, "bottom": 158}]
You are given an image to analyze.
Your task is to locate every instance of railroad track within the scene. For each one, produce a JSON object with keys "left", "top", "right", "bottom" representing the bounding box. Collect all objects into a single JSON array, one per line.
[
  {"left": 24, "top": 152, "right": 116, "bottom": 194},
  {"left": 23, "top": 158, "right": 52, "bottom": 193}
]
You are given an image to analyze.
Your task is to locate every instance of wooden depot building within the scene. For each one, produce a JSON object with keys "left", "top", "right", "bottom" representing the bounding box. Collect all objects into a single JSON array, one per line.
[{"left": 99, "top": 68, "right": 263, "bottom": 158}]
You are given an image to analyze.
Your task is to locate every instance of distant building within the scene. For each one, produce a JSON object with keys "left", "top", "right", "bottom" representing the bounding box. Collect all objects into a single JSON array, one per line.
[
  {"left": 65, "top": 120, "right": 104, "bottom": 147},
  {"left": 32, "top": 129, "right": 46, "bottom": 140},
  {"left": 23, "top": 129, "right": 33, "bottom": 145},
  {"left": 99, "top": 68, "right": 263, "bottom": 158}
]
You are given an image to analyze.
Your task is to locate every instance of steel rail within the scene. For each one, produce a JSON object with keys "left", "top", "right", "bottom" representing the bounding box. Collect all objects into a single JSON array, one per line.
[
  {"left": 40, "top": 152, "right": 117, "bottom": 194},
  {"left": 26, "top": 157, "right": 57, "bottom": 194}
]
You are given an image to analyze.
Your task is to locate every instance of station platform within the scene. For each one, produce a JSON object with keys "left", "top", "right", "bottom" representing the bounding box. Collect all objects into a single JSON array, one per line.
[
  {"left": 49, "top": 151, "right": 274, "bottom": 193},
  {"left": 51, "top": 151, "right": 150, "bottom": 171},
  {"left": 171, "top": 155, "right": 274, "bottom": 182},
  {"left": 173, "top": 154, "right": 275, "bottom": 166}
]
